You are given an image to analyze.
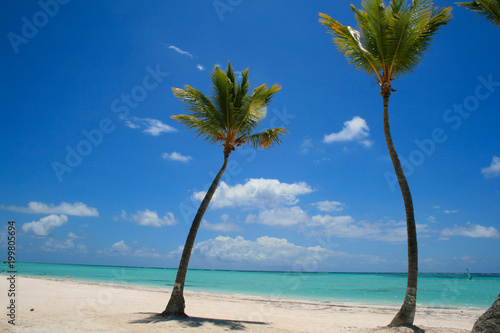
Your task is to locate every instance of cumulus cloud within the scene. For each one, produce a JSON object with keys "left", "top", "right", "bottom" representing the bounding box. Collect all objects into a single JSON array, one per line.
[
  {"left": 162, "top": 151, "right": 192, "bottom": 162},
  {"left": 134, "top": 247, "right": 162, "bottom": 258},
  {"left": 129, "top": 209, "right": 176, "bottom": 227},
  {"left": 22, "top": 215, "right": 68, "bottom": 236},
  {"left": 125, "top": 117, "right": 177, "bottom": 136},
  {"left": 169, "top": 235, "right": 383, "bottom": 270},
  {"left": 441, "top": 222, "right": 500, "bottom": 239},
  {"left": 183, "top": 236, "right": 345, "bottom": 268},
  {"left": 1, "top": 201, "right": 98, "bottom": 216},
  {"left": 307, "top": 216, "right": 430, "bottom": 242},
  {"left": 313, "top": 200, "right": 345, "bottom": 212},
  {"left": 324, "top": 116, "right": 371, "bottom": 146},
  {"left": 444, "top": 210, "right": 458, "bottom": 214},
  {"left": 97, "top": 240, "right": 163, "bottom": 258},
  {"left": 481, "top": 156, "right": 500, "bottom": 178},
  {"left": 196, "top": 64, "right": 205, "bottom": 71},
  {"left": 42, "top": 238, "right": 87, "bottom": 253},
  {"left": 192, "top": 179, "right": 313, "bottom": 209},
  {"left": 167, "top": 45, "right": 193, "bottom": 58},
  {"left": 427, "top": 215, "right": 437, "bottom": 223},
  {"left": 97, "top": 240, "right": 130, "bottom": 256},
  {"left": 246, "top": 206, "right": 309, "bottom": 227},
  {"left": 202, "top": 220, "right": 241, "bottom": 232}
]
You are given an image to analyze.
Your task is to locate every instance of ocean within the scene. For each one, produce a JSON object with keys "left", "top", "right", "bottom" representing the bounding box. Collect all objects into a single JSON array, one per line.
[{"left": 4, "top": 262, "right": 499, "bottom": 309}]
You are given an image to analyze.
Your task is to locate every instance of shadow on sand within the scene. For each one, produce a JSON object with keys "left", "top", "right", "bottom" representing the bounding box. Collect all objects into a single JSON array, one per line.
[
  {"left": 130, "top": 312, "right": 268, "bottom": 331},
  {"left": 400, "top": 324, "right": 425, "bottom": 333}
]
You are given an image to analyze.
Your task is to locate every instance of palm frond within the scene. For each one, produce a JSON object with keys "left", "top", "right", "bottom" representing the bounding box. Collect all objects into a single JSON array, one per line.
[
  {"left": 319, "top": 12, "right": 382, "bottom": 82},
  {"left": 173, "top": 86, "right": 221, "bottom": 123},
  {"left": 245, "top": 128, "right": 288, "bottom": 149},
  {"left": 171, "top": 61, "right": 287, "bottom": 155},
  {"left": 234, "top": 83, "right": 281, "bottom": 138},
  {"left": 211, "top": 65, "right": 234, "bottom": 132},
  {"left": 457, "top": 0, "right": 500, "bottom": 26},
  {"left": 171, "top": 114, "right": 224, "bottom": 144},
  {"left": 320, "top": 0, "right": 452, "bottom": 84}
]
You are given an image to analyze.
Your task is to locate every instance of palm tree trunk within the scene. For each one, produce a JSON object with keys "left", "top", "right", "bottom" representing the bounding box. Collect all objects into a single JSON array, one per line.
[
  {"left": 381, "top": 84, "right": 419, "bottom": 327},
  {"left": 472, "top": 293, "right": 500, "bottom": 333},
  {"left": 162, "top": 154, "right": 229, "bottom": 317}
]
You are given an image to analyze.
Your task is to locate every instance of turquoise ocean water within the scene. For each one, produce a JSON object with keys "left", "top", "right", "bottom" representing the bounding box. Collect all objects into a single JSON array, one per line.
[{"left": 4, "top": 262, "right": 499, "bottom": 309}]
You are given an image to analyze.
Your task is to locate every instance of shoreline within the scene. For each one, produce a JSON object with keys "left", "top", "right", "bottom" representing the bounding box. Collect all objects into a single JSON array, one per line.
[
  {"left": 1, "top": 276, "right": 483, "bottom": 332},
  {"left": 12, "top": 274, "right": 489, "bottom": 311}
]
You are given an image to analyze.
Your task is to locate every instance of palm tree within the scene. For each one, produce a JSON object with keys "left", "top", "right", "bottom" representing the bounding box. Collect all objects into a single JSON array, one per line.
[
  {"left": 457, "top": 0, "right": 500, "bottom": 26},
  {"left": 162, "top": 62, "right": 287, "bottom": 317},
  {"left": 319, "top": 0, "right": 451, "bottom": 327}
]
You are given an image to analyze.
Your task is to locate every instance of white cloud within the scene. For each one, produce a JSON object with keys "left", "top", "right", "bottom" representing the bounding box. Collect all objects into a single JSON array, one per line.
[
  {"left": 481, "top": 156, "right": 500, "bottom": 178},
  {"left": 125, "top": 117, "right": 177, "bottom": 136},
  {"left": 134, "top": 247, "right": 161, "bottom": 258},
  {"left": 22, "top": 214, "right": 68, "bottom": 236},
  {"left": 202, "top": 220, "right": 241, "bottom": 232},
  {"left": 41, "top": 238, "right": 87, "bottom": 253},
  {"left": 196, "top": 64, "right": 205, "bottom": 71},
  {"left": 427, "top": 215, "right": 437, "bottom": 223},
  {"left": 444, "top": 210, "right": 458, "bottom": 214},
  {"left": 114, "top": 240, "right": 129, "bottom": 253},
  {"left": 98, "top": 240, "right": 163, "bottom": 258},
  {"left": 168, "top": 45, "right": 193, "bottom": 58},
  {"left": 130, "top": 209, "right": 176, "bottom": 227},
  {"left": 461, "top": 256, "right": 476, "bottom": 264},
  {"left": 68, "top": 232, "right": 84, "bottom": 239},
  {"left": 307, "top": 216, "right": 429, "bottom": 242},
  {"left": 360, "top": 139, "right": 374, "bottom": 148},
  {"left": 192, "top": 179, "right": 314, "bottom": 209},
  {"left": 324, "top": 116, "right": 370, "bottom": 145},
  {"left": 441, "top": 222, "right": 500, "bottom": 239},
  {"left": 313, "top": 200, "right": 345, "bottom": 212},
  {"left": 97, "top": 240, "right": 130, "bottom": 256},
  {"left": 182, "top": 235, "right": 349, "bottom": 269},
  {"left": 246, "top": 206, "right": 309, "bottom": 227},
  {"left": 1, "top": 201, "right": 98, "bottom": 216},
  {"left": 162, "top": 151, "right": 192, "bottom": 163},
  {"left": 299, "top": 138, "right": 313, "bottom": 154}
]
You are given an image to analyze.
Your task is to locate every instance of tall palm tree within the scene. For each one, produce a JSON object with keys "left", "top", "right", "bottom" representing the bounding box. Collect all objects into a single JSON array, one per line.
[
  {"left": 457, "top": 0, "right": 500, "bottom": 26},
  {"left": 162, "top": 62, "right": 286, "bottom": 317},
  {"left": 319, "top": 0, "right": 451, "bottom": 327}
]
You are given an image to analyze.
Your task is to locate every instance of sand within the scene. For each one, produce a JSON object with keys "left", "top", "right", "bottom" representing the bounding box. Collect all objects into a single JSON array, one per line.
[{"left": 0, "top": 276, "right": 483, "bottom": 332}]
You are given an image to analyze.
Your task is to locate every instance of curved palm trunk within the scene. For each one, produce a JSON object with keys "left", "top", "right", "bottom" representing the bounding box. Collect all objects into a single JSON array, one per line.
[
  {"left": 472, "top": 293, "right": 500, "bottom": 333},
  {"left": 162, "top": 154, "right": 229, "bottom": 317},
  {"left": 382, "top": 85, "right": 418, "bottom": 327}
]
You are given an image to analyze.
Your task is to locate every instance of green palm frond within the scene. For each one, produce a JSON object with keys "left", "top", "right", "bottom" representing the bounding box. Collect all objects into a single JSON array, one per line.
[
  {"left": 171, "top": 62, "right": 286, "bottom": 155},
  {"left": 457, "top": 0, "right": 500, "bottom": 26},
  {"left": 319, "top": 13, "right": 382, "bottom": 81},
  {"left": 320, "top": 0, "right": 452, "bottom": 84},
  {"left": 246, "top": 128, "right": 288, "bottom": 149},
  {"left": 171, "top": 114, "right": 224, "bottom": 144}
]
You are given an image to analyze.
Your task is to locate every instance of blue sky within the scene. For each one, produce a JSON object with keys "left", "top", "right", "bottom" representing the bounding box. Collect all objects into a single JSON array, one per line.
[{"left": 1, "top": 0, "right": 499, "bottom": 273}]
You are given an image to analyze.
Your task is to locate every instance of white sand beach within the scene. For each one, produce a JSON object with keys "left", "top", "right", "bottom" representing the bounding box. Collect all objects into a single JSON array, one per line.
[{"left": 0, "top": 276, "right": 483, "bottom": 332}]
